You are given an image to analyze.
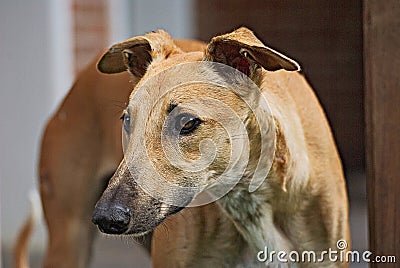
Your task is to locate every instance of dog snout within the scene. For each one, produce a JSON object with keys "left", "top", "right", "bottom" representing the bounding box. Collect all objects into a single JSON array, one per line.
[{"left": 92, "top": 204, "right": 131, "bottom": 234}]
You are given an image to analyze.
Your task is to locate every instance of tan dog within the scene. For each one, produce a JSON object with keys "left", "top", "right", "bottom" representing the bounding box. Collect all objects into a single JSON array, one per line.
[
  {"left": 14, "top": 40, "right": 205, "bottom": 268},
  {"left": 93, "top": 28, "right": 350, "bottom": 267}
]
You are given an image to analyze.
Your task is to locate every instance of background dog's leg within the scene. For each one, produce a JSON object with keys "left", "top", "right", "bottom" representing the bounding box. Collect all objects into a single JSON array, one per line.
[{"left": 39, "top": 117, "right": 113, "bottom": 268}]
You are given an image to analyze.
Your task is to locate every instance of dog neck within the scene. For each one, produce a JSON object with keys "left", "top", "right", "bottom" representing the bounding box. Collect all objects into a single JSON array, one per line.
[{"left": 216, "top": 108, "right": 311, "bottom": 258}]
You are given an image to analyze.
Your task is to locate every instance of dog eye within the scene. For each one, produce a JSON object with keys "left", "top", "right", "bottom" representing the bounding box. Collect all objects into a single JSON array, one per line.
[
  {"left": 176, "top": 113, "right": 201, "bottom": 135},
  {"left": 120, "top": 113, "right": 131, "bottom": 133}
]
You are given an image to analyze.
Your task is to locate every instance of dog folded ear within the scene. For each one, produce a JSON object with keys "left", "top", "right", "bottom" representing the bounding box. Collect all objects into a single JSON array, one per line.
[
  {"left": 97, "top": 38, "right": 151, "bottom": 76},
  {"left": 204, "top": 27, "right": 300, "bottom": 80},
  {"left": 97, "top": 30, "right": 181, "bottom": 77}
]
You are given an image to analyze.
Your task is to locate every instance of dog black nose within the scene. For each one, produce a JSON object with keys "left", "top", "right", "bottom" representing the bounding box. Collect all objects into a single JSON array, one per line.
[{"left": 92, "top": 204, "right": 131, "bottom": 234}]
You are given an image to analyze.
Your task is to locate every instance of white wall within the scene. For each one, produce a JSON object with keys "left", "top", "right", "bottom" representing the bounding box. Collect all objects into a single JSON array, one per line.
[
  {"left": 0, "top": 0, "right": 73, "bottom": 262},
  {"left": 108, "top": 0, "right": 195, "bottom": 44}
]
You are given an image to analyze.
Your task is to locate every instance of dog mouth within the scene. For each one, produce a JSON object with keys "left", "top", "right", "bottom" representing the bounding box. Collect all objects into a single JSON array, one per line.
[
  {"left": 124, "top": 203, "right": 187, "bottom": 236},
  {"left": 126, "top": 229, "right": 152, "bottom": 238}
]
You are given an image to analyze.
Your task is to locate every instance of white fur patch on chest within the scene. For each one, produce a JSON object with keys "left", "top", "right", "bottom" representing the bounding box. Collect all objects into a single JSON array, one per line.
[{"left": 220, "top": 189, "right": 294, "bottom": 263}]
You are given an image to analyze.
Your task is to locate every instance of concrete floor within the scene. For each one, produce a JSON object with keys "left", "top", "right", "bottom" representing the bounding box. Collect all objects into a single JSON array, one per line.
[
  {"left": 2, "top": 171, "right": 368, "bottom": 268},
  {"left": 346, "top": 171, "right": 369, "bottom": 267}
]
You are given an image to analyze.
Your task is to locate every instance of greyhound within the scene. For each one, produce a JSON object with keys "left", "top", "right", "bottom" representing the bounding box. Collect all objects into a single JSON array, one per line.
[{"left": 92, "top": 28, "right": 350, "bottom": 267}]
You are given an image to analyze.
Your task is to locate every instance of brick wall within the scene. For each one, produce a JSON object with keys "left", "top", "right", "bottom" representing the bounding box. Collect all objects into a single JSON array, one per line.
[
  {"left": 72, "top": 0, "right": 109, "bottom": 74},
  {"left": 195, "top": 0, "right": 364, "bottom": 171}
]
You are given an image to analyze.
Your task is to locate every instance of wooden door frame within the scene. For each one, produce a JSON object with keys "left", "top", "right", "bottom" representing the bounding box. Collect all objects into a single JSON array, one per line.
[{"left": 364, "top": 1, "right": 400, "bottom": 266}]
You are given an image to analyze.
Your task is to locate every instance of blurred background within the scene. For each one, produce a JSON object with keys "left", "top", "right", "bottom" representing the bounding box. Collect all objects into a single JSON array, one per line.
[{"left": 1, "top": 0, "right": 366, "bottom": 267}]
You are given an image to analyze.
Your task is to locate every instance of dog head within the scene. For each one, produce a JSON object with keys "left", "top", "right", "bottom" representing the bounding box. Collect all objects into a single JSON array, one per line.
[{"left": 92, "top": 28, "right": 299, "bottom": 235}]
